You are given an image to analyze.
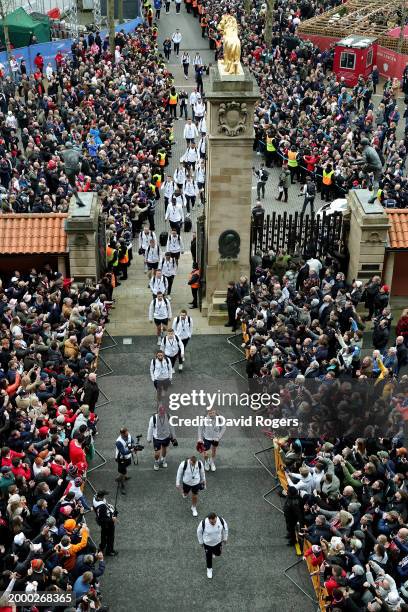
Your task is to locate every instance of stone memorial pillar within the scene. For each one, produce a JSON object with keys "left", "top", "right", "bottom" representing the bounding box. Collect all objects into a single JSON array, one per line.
[
  {"left": 347, "top": 189, "right": 390, "bottom": 283},
  {"left": 202, "top": 62, "right": 259, "bottom": 324},
  {"left": 65, "top": 193, "right": 106, "bottom": 281}
]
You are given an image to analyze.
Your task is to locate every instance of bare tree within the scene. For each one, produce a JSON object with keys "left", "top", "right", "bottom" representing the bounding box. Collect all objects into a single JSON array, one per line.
[{"left": 264, "top": 0, "right": 275, "bottom": 45}]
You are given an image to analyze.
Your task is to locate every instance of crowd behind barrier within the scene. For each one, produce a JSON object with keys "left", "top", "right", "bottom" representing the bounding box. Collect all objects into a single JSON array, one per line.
[
  {"left": 191, "top": 0, "right": 408, "bottom": 208},
  {"left": 0, "top": 17, "right": 143, "bottom": 75}
]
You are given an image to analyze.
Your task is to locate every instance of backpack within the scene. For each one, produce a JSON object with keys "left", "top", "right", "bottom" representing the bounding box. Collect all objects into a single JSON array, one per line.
[
  {"left": 307, "top": 182, "right": 316, "bottom": 196},
  {"left": 261, "top": 169, "right": 269, "bottom": 182},
  {"left": 152, "top": 413, "right": 170, "bottom": 427},
  {"left": 151, "top": 356, "right": 171, "bottom": 371},
  {"left": 201, "top": 516, "right": 225, "bottom": 533},
  {"left": 153, "top": 297, "right": 169, "bottom": 313},
  {"left": 176, "top": 315, "right": 191, "bottom": 327},
  {"left": 182, "top": 459, "right": 202, "bottom": 473}
]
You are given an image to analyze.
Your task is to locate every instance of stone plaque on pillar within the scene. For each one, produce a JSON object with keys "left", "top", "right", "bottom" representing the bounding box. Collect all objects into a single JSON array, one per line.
[
  {"left": 203, "top": 64, "right": 259, "bottom": 324},
  {"left": 64, "top": 193, "right": 105, "bottom": 281}
]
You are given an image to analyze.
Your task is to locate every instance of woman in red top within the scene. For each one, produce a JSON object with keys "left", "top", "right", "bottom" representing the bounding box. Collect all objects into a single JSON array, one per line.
[{"left": 34, "top": 52, "right": 44, "bottom": 73}]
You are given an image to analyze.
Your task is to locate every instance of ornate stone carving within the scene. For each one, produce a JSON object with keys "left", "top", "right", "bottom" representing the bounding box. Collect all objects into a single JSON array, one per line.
[
  {"left": 74, "top": 233, "right": 89, "bottom": 246},
  {"left": 218, "top": 230, "right": 240, "bottom": 258},
  {"left": 218, "top": 102, "right": 247, "bottom": 137},
  {"left": 366, "top": 231, "right": 382, "bottom": 243}
]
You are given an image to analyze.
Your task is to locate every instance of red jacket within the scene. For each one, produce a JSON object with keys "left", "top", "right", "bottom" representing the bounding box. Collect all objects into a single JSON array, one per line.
[
  {"left": 69, "top": 440, "right": 87, "bottom": 468},
  {"left": 34, "top": 55, "right": 44, "bottom": 70}
]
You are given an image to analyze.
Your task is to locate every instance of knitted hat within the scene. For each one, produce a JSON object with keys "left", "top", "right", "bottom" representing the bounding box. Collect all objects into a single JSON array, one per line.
[
  {"left": 14, "top": 532, "right": 26, "bottom": 545},
  {"left": 63, "top": 519, "right": 76, "bottom": 532},
  {"left": 386, "top": 592, "right": 402, "bottom": 606},
  {"left": 31, "top": 558, "right": 44, "bottom": 573}
]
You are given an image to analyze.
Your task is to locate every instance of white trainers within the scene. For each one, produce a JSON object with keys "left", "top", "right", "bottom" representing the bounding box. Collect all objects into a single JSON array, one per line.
[
  {"left": 162, "top": 460, "right": 168, "bottom": 468},
  {"left": 191, "top": 506, "right": 198, "bottom": 517},
  {"left": 211, "top": 462, "right": 216, "bottom": 472},
  {"left": 204, "top": 459, "right": 210, "bottom": 472},
  {"left": 153, "top": 461, "right": 160, "bottom": 471},
  {"left": 157, "top": 338, "right": 162, "bottom": 346},
  {"left": 207, "top": 568, "right": 213, "bottom": 579},
  {"left": 178, "top": 364, "right": 183, "bottom": 371}
]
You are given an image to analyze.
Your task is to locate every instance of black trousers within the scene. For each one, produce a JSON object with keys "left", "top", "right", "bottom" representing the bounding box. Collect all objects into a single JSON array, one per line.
[
  {"left": 227, "top": 304, "right": 237, "bottom": 329},
  {"left": 301, "top": 197, "right": 315, "bottom": 218},
  {"left": 276, "top": 188, "right": 288, "bottom": 202},
  {"left": 256, "top": 181, "right": 265, "bottom": 199},
  {"left": 170, "top": 220, "right": 181, "bottom": 234},
  {"left": 100, "top": 524, "right": 115, "bottom": 554},
  {"left": 191, "top": 287, "right": 198, "bottom": 307},
  {"left": 170, "top": 351, "right": 183, "bottom": 365},
  {"left": 204, "top": 542, "right": 222, "bottom": 568},
  {"left": 165, "top": 275, "right": 174, "bottom": 295},
  {"left": 174, "top": 42, "right": 180, "bottom": 54},
  {"left": 185, "top": 195, "right": 196, "bottom": 212}
]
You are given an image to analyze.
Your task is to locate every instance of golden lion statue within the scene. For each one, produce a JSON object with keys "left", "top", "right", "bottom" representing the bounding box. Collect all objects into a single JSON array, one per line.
[{"left": 218, "top": 15, "right": 241, "bottom": 75}]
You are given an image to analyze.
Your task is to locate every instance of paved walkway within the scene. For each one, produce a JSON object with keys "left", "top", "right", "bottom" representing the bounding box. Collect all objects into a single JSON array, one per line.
[
  {"left": 107, "top": 9, "right": 225, "bottom": 336},
  {"left": 91, "top": 335, "right": 315, "bottom": 612}
]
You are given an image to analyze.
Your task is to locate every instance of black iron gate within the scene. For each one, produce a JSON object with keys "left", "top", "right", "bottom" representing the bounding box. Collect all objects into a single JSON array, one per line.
[{"left": 251, "top": 211, "right": 345, "bottom": 258}]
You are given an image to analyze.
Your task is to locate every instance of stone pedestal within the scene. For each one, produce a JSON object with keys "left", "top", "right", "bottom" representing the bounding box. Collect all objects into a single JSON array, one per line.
[
  {"left": 65, "top": 193, "right": 105, "bottom": 281},
  {"left": 346, "top": 190, "right": 390, "bottom": 283},
  {"left": 203, "top": 64, "right": 259, "bottom": 323}
]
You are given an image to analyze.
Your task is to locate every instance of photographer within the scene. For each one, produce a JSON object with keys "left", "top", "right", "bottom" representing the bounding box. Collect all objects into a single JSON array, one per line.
[
  {"left": 115, "top": 428, "right": 137, "bottom": 494},
  {"left": 92, "top": 490, "right": 118, "bottom": 557},
  {"left": 147, "top": 404, "right": 177, "bottom": 471}
]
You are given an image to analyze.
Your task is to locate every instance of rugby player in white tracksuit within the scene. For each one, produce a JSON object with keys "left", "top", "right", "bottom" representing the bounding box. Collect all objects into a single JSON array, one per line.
[
  {"left": 149, "top": 270, "right": 169, "bottom": 298},
  {"left": 161, "top": 175, "right": 175, "bottom": 213},
  {"left": 197, "top": 512, "right": 228, "bottom": 579},
  {"left": 172, "top": 310, "right": 193, "bottom": 367},
  {"left": 150, "top": 349, "right": 173, "bottom": 393},
  {"left": 144, "top": 239, "right": 161, "bottom": 280},
  {"left": 166, "top": 230, "right": 184, "bottom": 261},
  {"left": 160, "top": 253, "right": 177, "bottom": 296},
  {"left": 197, "top": 409, "right": 226, "bottom": 472},
  {"left": 149, "top": 292, "right": 172, "bottom": 344},
  {"left": 160, "top": 328, "right": 184, "bottom": 373},
  {"left": 139, "top": 227, "right": 157, "bottom": 272}
]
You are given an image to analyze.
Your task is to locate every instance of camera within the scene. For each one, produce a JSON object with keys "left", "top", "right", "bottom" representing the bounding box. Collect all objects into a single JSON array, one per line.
[{"left": 132, "top": 434, "right": 144, "bottom": 452}]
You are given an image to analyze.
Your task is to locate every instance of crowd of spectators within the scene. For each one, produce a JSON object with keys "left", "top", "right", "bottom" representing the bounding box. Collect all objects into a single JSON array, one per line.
[
  {"left": 200, "top": 0, "right": 408, "bottom": 206},
  {"left": 0, "top": 17, "right": 169, "bottom": 611},
  {"left": 280, "top": 434, "right": 408, "bottom": 611}
]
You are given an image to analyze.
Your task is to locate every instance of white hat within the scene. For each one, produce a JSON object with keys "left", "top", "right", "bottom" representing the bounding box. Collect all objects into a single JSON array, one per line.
[{"left": 14, "top": 532, "right": 26, "bottom": 545}]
